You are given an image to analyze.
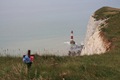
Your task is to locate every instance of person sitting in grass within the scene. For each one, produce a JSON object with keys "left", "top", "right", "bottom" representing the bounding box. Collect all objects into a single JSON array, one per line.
[{"left": 23, "top": 50, "right": 33, "bottom": 71}]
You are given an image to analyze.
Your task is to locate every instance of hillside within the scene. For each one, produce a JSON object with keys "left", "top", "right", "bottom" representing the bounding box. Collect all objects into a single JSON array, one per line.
[
  {"left": 0, "top": 53, "right": 120, "bottom": 80},
  {"left": 94, "top": 6, "right": 120, "bottom": 51},
  {"left": 81, "top": 6, "right": 120, "bottom": 55}
]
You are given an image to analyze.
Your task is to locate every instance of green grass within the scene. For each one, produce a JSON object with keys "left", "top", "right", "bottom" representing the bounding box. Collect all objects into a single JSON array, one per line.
[
  {"left": 0, "top": 52, "right": 120, "bottom": 80},
  {"left": 94, "top": 6, "right": 120, "bottom": 20}
]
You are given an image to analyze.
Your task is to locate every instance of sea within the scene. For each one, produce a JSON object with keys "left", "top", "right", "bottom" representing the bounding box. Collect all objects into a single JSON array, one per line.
[{"left": 0, "top": 27, "right": 85, "bottom": 56}]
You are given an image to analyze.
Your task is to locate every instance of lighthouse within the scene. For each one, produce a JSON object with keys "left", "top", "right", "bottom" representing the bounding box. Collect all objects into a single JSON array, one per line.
[
  {"left": 68, "top": 30, "right": 83, "bottom": 56},
  {"left": 70, "top": 30, "right": 75, "bottom": 44}
]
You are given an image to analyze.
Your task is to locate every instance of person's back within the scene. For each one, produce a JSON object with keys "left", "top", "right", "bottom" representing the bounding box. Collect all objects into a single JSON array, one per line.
[{"left": 23, "top": 55, "right": 31, "bottom": 63}]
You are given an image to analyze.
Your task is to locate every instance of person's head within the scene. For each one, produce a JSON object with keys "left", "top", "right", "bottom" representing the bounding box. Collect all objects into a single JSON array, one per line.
[
  {"left": 28, "top": 50, "right": 31, "bottom": 57},
  {"left": 23, "top": 55, "right": 25, "bottom": 58}
]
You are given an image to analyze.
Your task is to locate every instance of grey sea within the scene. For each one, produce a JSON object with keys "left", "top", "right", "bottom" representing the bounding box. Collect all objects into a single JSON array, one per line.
[{"left": 0, "top": 30, "right": 84, "bottom": 56}]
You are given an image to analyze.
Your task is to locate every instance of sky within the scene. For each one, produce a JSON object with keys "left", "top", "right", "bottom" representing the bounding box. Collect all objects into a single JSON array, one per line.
[{"left": 0, "top": 0, "right": 120, "bottom": 55}]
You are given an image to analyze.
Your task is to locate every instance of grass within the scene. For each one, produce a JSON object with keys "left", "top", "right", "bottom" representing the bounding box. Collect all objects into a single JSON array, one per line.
[
  {"left": 94, "top": 6, "right": 120, "bottom": 20},
  {"left": 94, "top": 6, "right": 120, "bottom": 50},
  {"left": 0, "top": 52, "right": 120, "bottom": 80}
]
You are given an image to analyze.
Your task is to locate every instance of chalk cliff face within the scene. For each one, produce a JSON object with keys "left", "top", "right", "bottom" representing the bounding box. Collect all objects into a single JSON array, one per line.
[{"left": 81, "top": 15, "right": 111, "bottom": 55}]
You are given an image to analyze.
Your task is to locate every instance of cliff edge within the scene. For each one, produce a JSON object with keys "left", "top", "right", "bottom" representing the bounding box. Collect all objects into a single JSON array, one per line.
[{"left": 81, "top": 6, "right": 120, "bottom": 55}]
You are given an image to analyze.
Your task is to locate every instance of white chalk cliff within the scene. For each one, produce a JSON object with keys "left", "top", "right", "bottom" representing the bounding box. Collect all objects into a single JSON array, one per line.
[{"left": 81, "top": 14, "right": 111, "bottom": 55}]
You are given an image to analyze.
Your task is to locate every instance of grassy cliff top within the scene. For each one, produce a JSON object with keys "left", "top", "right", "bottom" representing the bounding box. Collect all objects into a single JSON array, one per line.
[
  {"left": 94, "top": 7, "right": 120, "bottom": 51},
  {"left": 94, "top": 6, "right": 120, "bottom": 20}
]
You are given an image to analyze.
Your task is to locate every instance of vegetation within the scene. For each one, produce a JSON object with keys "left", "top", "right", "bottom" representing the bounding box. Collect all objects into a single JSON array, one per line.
[
  {"left": 0, "top": 52, "right": 120, "bottom": 80},
  {"left": 94, "top": 6, "right": 120, "bottom": 50},
  {"left": 94, "top": 6, "right": 120, "bottom": 20}
]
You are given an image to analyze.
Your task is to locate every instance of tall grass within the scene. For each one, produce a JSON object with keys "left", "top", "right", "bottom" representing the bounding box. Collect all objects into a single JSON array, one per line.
[{"left": 0, "top": 52, "right": 120, "bottom": 80}]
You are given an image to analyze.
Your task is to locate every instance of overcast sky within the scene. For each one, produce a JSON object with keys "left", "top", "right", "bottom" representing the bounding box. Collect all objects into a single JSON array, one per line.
[
  {"left": 0, "top": 0, "right": 120, "bottom": 52},
  {"left": 0, "top": 0, "right": 120, "bottom": 37}
]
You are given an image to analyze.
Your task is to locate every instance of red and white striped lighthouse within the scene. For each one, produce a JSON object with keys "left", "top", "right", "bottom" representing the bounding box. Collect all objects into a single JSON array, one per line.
[
  {"left": 70, "top": 30, "right": 73, "bottom": 40},
  {"left": 70, "top": 30, "right": 75, "bottom": 44}
]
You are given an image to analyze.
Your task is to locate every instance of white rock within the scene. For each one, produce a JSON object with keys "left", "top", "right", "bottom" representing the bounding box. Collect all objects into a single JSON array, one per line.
[{"left": 81, "top": 15, "right": 108, "bottom": 55}]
